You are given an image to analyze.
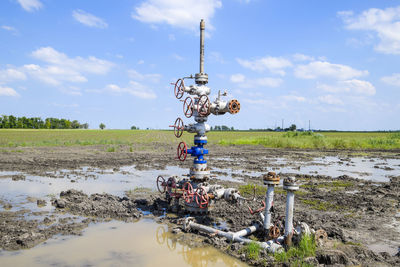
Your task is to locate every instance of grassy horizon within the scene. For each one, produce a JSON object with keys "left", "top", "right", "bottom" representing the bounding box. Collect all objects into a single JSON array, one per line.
[{"left": 0, "top": 129, "right": 399, "bottom": 150}]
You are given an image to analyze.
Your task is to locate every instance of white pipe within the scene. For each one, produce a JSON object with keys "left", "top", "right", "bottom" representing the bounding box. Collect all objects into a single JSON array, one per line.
[
  {"left": 285, "top": 191, "right": 294, "bottom": 236},
  {"left": 185, "top": 220, "right": 283, "bottom": 253},
  {"left": 263, "top": 185, "right": 274, "bottom": 230}
]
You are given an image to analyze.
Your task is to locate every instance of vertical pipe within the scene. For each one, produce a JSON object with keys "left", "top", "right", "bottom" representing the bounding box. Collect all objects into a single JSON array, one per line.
[
  {"left": 199, "top": 19, "right": 205, "bottom": 74},
  {"left": 263, "top": 185, "right": 274, "bottom": 230},
  {"left": 285, "top": 191, "right": 294, "bottom": 236}
]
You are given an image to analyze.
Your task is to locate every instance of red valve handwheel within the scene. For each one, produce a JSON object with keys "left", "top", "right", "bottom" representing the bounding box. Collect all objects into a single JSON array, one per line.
[
  {"left": 183, "top": 182, "right": 194, "bottom": 203},
  {"left": 195, "top": 186, "right": 209, "bottom": 209},
  {"left": 174, "top": 79, "right": 185, "bottom": 99},
  {"left": 197, "top": 95, "right": 210, "bottom": 117},
  {"left": 167, "top": 177, "right": 176, "bottom": 189},
  {"left": 156, "top": 175, "right": 166, "bottom": 193},
  {"left": 177, "top": 141, "right": 187, "bottom": 161},
  {"left": 169, "top": 117, "right": 184, "bottom": 138},
  {"left": 183, "top": 97, "right": 194, "bottom": 118}
]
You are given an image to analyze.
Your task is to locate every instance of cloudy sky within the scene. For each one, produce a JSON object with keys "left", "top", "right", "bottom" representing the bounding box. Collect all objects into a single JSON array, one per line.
[{"left": 1, "top": 0, "right": 399, "bottom": 130}]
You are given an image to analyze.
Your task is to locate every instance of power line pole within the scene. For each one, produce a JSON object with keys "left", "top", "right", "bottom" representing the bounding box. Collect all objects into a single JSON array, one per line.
[
  {"left": 282, "top": 119, "right": 284, "bottom": 130},
  {"left": 309, "top": 120, "right": 311, "bottom": 131}
]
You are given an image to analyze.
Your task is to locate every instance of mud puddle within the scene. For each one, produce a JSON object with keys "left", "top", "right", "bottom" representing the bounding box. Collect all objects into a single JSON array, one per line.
[{"left": 0, "top": 219, "right": 246, "bottom": 267}]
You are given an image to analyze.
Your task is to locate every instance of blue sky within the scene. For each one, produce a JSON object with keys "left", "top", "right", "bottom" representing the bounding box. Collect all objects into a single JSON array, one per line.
[{"left": 0, "top": 0, "right": 399, "bottom": 130}]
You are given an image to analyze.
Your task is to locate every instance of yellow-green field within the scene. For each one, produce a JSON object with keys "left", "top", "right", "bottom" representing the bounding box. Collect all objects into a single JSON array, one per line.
[{"left": 0, "top": 129, "right": 399, "bottom": 150}]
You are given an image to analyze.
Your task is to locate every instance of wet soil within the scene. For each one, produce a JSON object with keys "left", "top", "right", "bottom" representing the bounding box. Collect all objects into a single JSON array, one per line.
[{"left": 0, "top": 144, "right": 399, "bottom": 266}]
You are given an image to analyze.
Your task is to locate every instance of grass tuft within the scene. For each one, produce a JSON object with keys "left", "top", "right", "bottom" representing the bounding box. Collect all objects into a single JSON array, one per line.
[
  {"left": 240, "top": 241, "right": 262, "bottom": 260},
  {"left": 274, "top": 234, "right": 316, "bottom": 264}
]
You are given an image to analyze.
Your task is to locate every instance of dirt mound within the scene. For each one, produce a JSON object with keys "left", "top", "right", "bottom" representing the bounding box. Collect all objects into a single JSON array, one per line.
[{"left": 53, "top": 189, "right": 142, "bottom": 221}]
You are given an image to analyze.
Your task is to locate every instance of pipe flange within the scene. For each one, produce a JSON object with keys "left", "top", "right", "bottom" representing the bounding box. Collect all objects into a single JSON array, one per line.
[
  {"left": 228, "top": 99, "right": 240, "bottom": 114},
  {"left": 195, "top": 73, "right": 208, "bottom": 84},
  {"left": 315, "top": 229, "right": 328, "bottom": 247},
  {"left": 283, "top": 177, "right": 299, "bottom": 191},
  {"left": 263, "top": 171, "right": 280, "bottom": 185}
]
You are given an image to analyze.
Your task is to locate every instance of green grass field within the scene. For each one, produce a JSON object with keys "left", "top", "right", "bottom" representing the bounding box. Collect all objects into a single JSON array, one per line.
[{"left": 0, "top": 129, "right": 399, "bottom": 150}]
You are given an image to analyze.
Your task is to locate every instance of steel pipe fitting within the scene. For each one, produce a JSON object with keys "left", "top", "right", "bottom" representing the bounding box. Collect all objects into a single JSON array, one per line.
[{"left": 283, "top": 177, "right": 299, "bottom": 246}]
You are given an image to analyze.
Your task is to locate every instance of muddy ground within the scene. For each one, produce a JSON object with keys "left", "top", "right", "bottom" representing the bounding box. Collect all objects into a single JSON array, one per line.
[{"left": 0, "top": 144, "right": 399, "bottom": 266}]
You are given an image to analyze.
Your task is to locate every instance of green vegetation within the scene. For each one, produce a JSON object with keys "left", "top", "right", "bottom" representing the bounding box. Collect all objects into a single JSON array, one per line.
[
  {"left": 106, "top": 146, "right": 116, "bottom": 152},
  {"left": 219, "top": 131, "right": 400, "bottom": 150},
  {"left": 301, "top": 181, "right": 354, "bottom": 191},
  {"left": 240, "top": 241, "right": 262, "bottom": 260},
  {"left": 126, "top": 187, "right": 153, "bottom": 195},
  {"left": 274, "top": 234, "right": 316, "bottom": 266},
  {"left": 301, "top": 199, "right": 344, "bottom": 211},
  {"left": 0, "top": 115, "right": 88, "bottom": 129},
  {"left": 0, "top": 129, "right": 399, "bottom": 150},
  {"left": 239, "top": 184, "right": 266, "bottom": 197},
  {"left": 99, "top": 123, "right": 106, "bottom": 130}
]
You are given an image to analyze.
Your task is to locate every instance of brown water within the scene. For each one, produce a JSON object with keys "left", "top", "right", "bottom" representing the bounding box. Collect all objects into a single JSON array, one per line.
[{"left": 0, "top": 219, "right": 247, "bottom": 267}]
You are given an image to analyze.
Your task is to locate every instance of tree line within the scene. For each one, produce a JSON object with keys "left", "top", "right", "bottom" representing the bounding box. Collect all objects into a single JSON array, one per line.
[{"left": 0, "top": 115, "right": 88, "bottom": 129}]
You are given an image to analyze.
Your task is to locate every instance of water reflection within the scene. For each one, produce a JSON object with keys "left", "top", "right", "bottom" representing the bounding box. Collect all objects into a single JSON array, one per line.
[
  {"left": 155, "top": 225, "right": 246, "bottom": 267},
  {"left": 0, "top": 220, "right": 247, "bottom": 267}
]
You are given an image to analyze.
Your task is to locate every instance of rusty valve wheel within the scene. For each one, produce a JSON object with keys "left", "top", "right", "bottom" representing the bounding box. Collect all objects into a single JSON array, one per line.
[
  {"left": 174, "top": 78, "right": 185, "bottom": 99},
  {"left": 183, "top": 96, "right": 194, "bottom": 118},
  {"left": 269, "top": 225, "right": 281, "bottom": 240},
  {"left": 195, "top": 186, "right": 209, "bottom": 209},
  {"left": 183, "top": 182, "right": 194, "bottom": 203},
  {"left": 177, "top": 141, "right": 188, "bottom": 161},
  {"left": 156, "top": 175, "right": 166, "bottom": 193},
  {"left": 197, "top": 95, "right": 210, "bottom": 117},
  {"left": 169, "top": 117, "right": 184, "bottom": 138}
]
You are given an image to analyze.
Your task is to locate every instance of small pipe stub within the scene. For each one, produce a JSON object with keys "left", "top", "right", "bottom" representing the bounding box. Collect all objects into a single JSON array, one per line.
[
  {"left": 283, "top": 177, "right": 299, "bottom": 191},
  {"left": 263, "top": 171, "right": 280, "bottom": 185}
]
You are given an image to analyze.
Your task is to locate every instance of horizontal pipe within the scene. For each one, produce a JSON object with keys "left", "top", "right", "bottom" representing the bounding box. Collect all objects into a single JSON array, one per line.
[
  {"left": 233, "top": 224, "right": 259, "bottom": 238},
  {"left": 186, "top": 221, "right": 283, "bottom": 253}
]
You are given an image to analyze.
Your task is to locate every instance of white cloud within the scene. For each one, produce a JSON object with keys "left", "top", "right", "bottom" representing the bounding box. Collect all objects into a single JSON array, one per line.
[
  {"left": 381, "top": 73, "right": 400, "bottom": 87},
  {"left": 0, "top": 86, "right": 19, "bottom": 97},
  {"left": 0, "top": 67, "right": 26, "bottom": 83},
  {"left": 236, "top": 56, "right": 292, "bottom": 75},
  {"left": 16, "top": 0, "right": 42, "bottom": 12},
  {"left": 172, "top": 54, "right": 185, "bottom": 61},
  {"left": 18, "top": 47, "right": 114, "bottom": 86},
  {"left": 72, "top": 10, "right": 108, "bottom": 29},
  {"left": 294, "top": 61, "right": 368, "bottom": 80},
  {"left": 318, "top": 95, "right": 344, "bottom": 105},
  {"left": 317, "top": 79, "right": 376, "bottom": 96},
  {"left": 230, "top": 73, "right": 283, "bottom": 88},
  {"left": 105, "top": 82, "right": 157, "bottom": 99},
  {"left": 60, "top": 86, "right": 82, "bottom": 96},
  {"left": 1, "top": 25, "right": 18, "bottom": 35},
  {"left": 292, "top": 53, "right": 315, "bottom": 62},
  {"left": 339, "top": 6, "right": 400, "bottom": 54},
  {"left": 137, "top": 60, "right": 145, "bottom": 65},
  {"left": 132, "top": 0, "right": 222, "bottom": 31},
  {"left": 230, "top": 73, "right": 245, "bottom": 83},
  {"left": 127, "top": 69, "right": 161, "bottom": 83},
  {"left": 282, "top": 95, "right": 306, "bottom": 102}
]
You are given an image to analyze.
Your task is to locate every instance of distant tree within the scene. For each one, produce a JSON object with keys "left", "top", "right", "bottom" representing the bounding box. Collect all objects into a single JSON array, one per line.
[
  {"left": 289, "top": 124, "right": 297, "bottom": 131},
  {"left": 81, "top": 123, "right": 89, "bottom": 129},
  {"left": 99, "top": 123, "right": 106, "bottom": 130},
  {"left": 71, "top": 120, "right": 80, "bottom": 129},
  {"left": 131, "top": 126, "right": 137, "bottom": 130},
  {"left": 231, "top": 126, "right": 234, "bottom": 131}
]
